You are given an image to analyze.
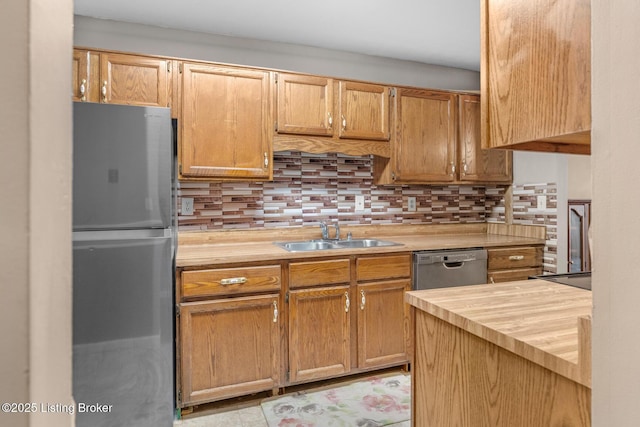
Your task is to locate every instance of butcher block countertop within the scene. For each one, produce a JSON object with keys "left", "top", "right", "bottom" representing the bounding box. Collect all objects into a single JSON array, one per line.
[
  {"left": 406, "top": 280, "right": 593, "bottom": 388},
  {"left": 176, "top": 223, "right": 546, "bottom": 268}
]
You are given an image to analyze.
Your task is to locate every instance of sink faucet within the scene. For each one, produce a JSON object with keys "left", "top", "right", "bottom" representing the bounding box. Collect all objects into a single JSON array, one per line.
[
  {"left": 319, "top": 222, "right": 329, "bottom": 240},
  {"left": 319, "top": 221, "right": 340, "bottom": 240}
]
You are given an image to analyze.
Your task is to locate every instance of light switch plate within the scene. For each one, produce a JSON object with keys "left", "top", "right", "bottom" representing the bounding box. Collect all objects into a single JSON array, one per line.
[
  {"left": 537, "top": 195, "right": 547, "bottom": 210},
  {"left": 355, "top": 195, "right": 365, "bottom": 212},
  {"left": 408, "top": 197, "right": 417, "bottom": 212},
  {"left": 181, "top": 197, "right": 194, "bottom": 215}
]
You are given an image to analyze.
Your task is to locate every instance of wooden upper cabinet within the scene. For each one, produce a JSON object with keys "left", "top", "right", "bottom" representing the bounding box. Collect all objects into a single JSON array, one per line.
[
  {"left": 338, "top": 81, "right": 390, "bottom": 141},
  {"left": 72, "top": 50, "right": 90, "bottom": 102},
  {"left": 389, "top": 88, "right": 457, "bottom": 183},
  {"left": 481, "top": 0, "right": 591, "bottom": 154},
  {"left": 276, "top": 73, "right": 334, "bottom": 136},
  {"left": 99, "top": 52, "right": 170, "bottom": 108},
  {"left": 458, "top": 94, "right": 512, "bottom": 183},
  {"left": 72, "top": 49, "right": 171, "bottom": 109},
  {"left": 179, "top": 62, "right": 273, "bottom": 180}
]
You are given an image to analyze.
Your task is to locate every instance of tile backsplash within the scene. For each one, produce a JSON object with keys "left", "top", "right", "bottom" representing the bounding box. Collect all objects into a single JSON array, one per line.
[
  {"left": 178, "top": 151, "right": 508, "bottom": 230},
  {"left": 177, "top": 151, "right": 558, "bottom": 272}
]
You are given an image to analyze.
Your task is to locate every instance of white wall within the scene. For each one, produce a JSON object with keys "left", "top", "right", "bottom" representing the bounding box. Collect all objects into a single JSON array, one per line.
[
  {"left": 592, "top": 0, "right": 640, "bottom": 424},
  {"left": 513, "top": 151, "right": 569, "bottom": 273},
  {"left": 74, "top": 16, "right": 480, "bottom": 90},
  {"left": 1, "top": 0, "right": 73, "bottom": 426},
  {"left": 568, "top": 155, "right": 592, "bottom": 200}
]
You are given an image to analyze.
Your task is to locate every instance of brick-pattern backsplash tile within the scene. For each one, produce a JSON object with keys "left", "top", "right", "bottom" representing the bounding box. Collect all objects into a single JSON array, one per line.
[{"left": 177, "top": 151, "right": 516, "bottom": 232}]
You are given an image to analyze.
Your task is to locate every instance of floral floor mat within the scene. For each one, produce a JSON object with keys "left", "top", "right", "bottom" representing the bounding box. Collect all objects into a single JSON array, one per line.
[{"left": 260, "top": 373, "right": 411, "bottom": 427}]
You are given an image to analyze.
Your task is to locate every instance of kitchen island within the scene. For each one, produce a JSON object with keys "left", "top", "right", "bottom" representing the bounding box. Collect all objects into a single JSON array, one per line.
[{"left": 406, "top": 280, "right": 592, "bottom": 427}]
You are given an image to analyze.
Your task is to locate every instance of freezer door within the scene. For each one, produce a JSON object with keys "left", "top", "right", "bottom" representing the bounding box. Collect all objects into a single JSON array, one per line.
[
  {"left": 73, "top": 103, "right": 172, "bottom": 230},
  {"left": 72, "top": 232, "right": 173, "bottom": 427}
]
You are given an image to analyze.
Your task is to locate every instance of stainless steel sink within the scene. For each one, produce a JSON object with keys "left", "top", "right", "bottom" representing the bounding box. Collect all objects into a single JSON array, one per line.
[
  {"left": 274, "top": 238, "right": 402, "bottom": 252},
  {"left": 331, "top": 238, "right": 401, "bottom": 249}
]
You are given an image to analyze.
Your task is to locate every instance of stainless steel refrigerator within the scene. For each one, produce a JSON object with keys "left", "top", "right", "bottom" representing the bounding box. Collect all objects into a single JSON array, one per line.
[{"left": 72, "top": 102, "right": 174, "bottom": 427}]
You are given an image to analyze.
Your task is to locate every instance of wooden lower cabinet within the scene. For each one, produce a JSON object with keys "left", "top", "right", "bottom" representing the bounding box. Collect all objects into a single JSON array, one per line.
[
  {"left": 179, "top": 294, "right": 281, "bottom": 406},
  {"left": 357, "top": 280, "right": 410, "bottom": 369},
  {"left": 487, "top": 245, "right": 544, "bottom": 283},
  {"left": 288, "top": 285, "right": 351, "bottom": 383}
]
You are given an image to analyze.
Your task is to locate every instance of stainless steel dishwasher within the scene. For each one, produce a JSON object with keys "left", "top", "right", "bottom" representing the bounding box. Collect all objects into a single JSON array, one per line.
[{"left": 412, "top": 248, "right": 488, "bottom": 290}]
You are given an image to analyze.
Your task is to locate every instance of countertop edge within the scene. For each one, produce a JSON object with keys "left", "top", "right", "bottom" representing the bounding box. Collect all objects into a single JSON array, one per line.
[{"left": 406, "top": 281, "right": 592, "bottom": 388}]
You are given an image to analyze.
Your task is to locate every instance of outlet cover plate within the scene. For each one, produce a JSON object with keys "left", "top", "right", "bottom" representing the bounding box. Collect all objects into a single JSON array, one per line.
[
  {"left": 355, "top": 195, "right": 365, "bottom": 212},
  {"left": 408, "top": 197, "right": 417, "bottom": 212},
  {"left": 537, "top": 195, "right": 547, "bottom": 210},
  {"left": 181, "top": 197, "right": 194, "bottom": 215}
]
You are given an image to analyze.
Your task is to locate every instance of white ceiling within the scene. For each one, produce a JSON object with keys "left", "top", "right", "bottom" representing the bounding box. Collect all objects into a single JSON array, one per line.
[{"left": 74, "top": 0, "right": 481, "bottom": 71}]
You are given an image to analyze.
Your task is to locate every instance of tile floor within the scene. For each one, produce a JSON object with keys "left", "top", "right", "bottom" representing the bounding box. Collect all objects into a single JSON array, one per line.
[{"left": 174, "top": 405, "right": 411, "bottom": 427}]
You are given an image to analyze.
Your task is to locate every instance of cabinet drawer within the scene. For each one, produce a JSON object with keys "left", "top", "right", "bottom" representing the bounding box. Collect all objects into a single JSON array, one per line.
[
  {"left": 488, "top": 267, "right": 543, "bottom": 284},
  {"left": 182, "top": 265, "right": 281, "bottom": 299},
  {"left": 487, "top": 246, "right": 542, "bottom": 270},
  {"left": 356, "top": 254, "right": 411, "bottom": 282},
  {"left": 289, "top": 259, "right": 351, "bottom": 289}
]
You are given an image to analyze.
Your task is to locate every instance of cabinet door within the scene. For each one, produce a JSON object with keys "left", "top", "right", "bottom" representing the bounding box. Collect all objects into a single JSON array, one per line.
[
  {"left": 338, "top": 81, "right": 390, "bottom": 140},
  {"left": 72, "top": 50, "right": 89, "bottom": 102},
  {"left": 458, "top": 94, "right": 512, "bottom": 183},
  {"left": 288, "top": 286, "right": 351, "bottom": 383},
  {"left": 179, "top": 294, "right": 281, "bottom": 405},
  {"left": 481, "top": 0, "right": 590, "bottom": 152},
  {"left": 357, "top": 280, "right": 410, "bottom": 369},
  {"left": 180, "top": 63, "right": 272, "bottom": 180},
  {"left": 100, "top": 52, "right": 170, "bottom": 108},
  {"left": 393, "top": 88, "right": 457, "bottom": 182},
  {"left": 276, "top": 73, "right": 334, "bottom": 136}
]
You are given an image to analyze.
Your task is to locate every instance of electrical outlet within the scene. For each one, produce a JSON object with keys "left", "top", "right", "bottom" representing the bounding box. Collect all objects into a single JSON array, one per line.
[
  {"left": 181, "top": 197, "right": 194, "bottom": 215},
  {"left": 408, "top": 197, "right": 417, "bottom": 212},
  {"left": 537, "top": 195, "right": 547, "bottom": 210},
  {"left": 355, "top": 195, "right": 365, "bottom": 212}
]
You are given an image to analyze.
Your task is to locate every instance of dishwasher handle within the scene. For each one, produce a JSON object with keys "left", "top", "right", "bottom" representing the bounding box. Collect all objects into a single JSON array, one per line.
[{"left": 443, "top": 261, "right": 465, "bottom": 269}]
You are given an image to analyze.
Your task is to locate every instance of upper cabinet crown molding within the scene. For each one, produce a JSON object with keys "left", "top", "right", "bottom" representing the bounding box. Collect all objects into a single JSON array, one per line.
[{"left": 480, "top": 0, "right": 591, "bottom": 155}]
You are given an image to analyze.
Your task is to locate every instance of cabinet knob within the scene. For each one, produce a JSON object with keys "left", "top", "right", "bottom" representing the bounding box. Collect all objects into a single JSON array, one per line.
[
  {"left": 341, "top": 115, "right": 347, "bottom": 131},
  {"left": 462, "top": 161, "right": 468, "bottom": 175},
  {"left": 450, "top": 162, "right": 456, "bottom": 174},
  {"left": 360, "top": 290, "right": 366, "bottom": 310},
  {"left": 345, "top": 292, "right": 350, "bottom": 313},
  {"left": 263, "top": 152, "right": 269, "bottom": 168},
  {"left": 273, "top": 301, "right": 278, "bottom": 323},
  {"left": 101, "top": 80, "right": 107, "bottom": 103},
  {"left": 79, "top": 79, "right": 86, "bottom": 102},
  {"left": 328, "top": 112, "right": 333, "bottom": 128}
]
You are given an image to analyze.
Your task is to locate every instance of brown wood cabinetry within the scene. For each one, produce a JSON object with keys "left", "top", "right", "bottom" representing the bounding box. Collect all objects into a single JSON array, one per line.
[
  {"left": 177, "top": 264, "right": 282, "bottom": 406},
  {"left": 287, "top": 258, "right": 352, "bottom": 383},
  {"left": 287, "top": 254, "right": 410, "bottom": 383},
  {"left": 276, "top": 73, "right": 334, "bottom": 136},
  {"left": 487, "top": 246, "right": 544, "bottom": 283},
  {"left": 288, "top": 285, "right": 352, "bottom": 383},
  {"left": 274, "top": 74, "right": 392, "bottom": 157},
  {"left": 481, "top": 0, "right": 591, "bottom": 154},
  {"left": 375, "top": 91, "right": 513, "bottom": 184},
  {"left": 355, "top": 254, "right": 411, "bottom": 369},
  {"left": 338, "top": 81, "right": 390, "bottom": 141},
  {"left": 458, "top": 94, "right": 512, "bottom": 183},
  {"left": 72, "top": 48, "right": 172, "bottom": 110},
  {"left": 179, "top": 62, "right": 273, "bottom": 180}
]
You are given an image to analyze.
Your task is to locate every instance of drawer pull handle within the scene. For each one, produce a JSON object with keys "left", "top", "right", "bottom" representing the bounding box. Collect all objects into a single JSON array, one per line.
[
  {"left": 220, "top": 277, "right": 247, "bottom": 286},
  {"left": 509, "top": 255, "right": 525, "bottom": 261},
  {"left": 360, "top": 290, "right": 366, "bottom": 310},
  {"left": 273, "top": 301, "right": 278, "bottom": 323},
  {"left": 345, "top": 292, "right": 350, "bottom": 313}
]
